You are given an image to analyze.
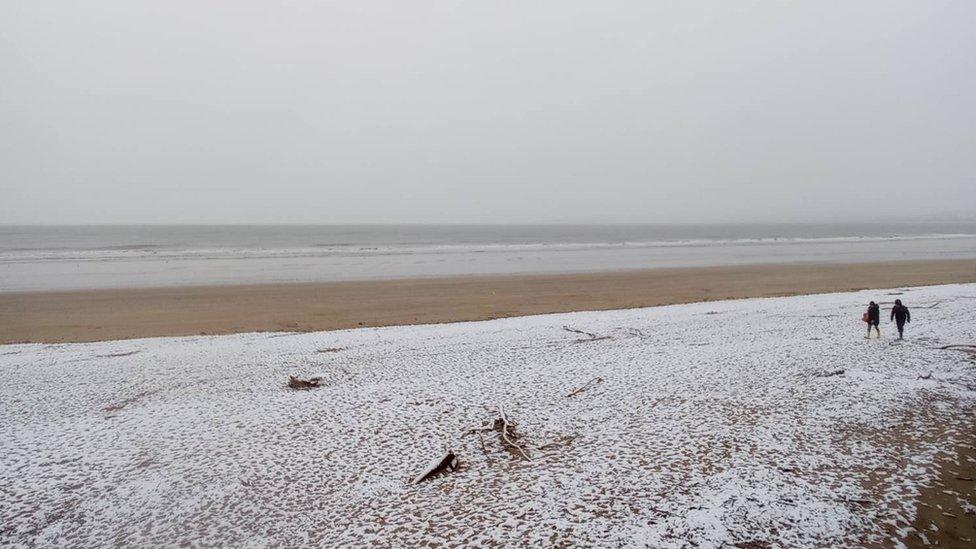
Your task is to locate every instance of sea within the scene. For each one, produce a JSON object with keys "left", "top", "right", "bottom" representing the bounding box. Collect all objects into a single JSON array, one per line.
[{"left": 1, "top": 223, "right": 975, "bottom": 292}]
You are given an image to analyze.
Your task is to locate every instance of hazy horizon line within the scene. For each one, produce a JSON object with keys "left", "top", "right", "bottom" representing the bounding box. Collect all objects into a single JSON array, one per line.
[{"left": 4, "top": 220, "right": 976, "bottom": 228}]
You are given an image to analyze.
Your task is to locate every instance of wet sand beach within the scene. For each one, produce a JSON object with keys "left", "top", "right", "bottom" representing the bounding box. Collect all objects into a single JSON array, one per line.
[{"left": 2, "top": 259, "right": 973, "bottom": 344}]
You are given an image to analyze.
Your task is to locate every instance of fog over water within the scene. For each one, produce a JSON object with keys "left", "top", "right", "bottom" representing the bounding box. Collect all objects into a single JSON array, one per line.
[{"left": 2, "top": 1, "right": 975, "bottom": 225}]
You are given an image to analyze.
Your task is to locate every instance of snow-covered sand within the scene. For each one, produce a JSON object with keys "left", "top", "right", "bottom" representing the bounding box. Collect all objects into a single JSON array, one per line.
[{"left": 2, "top": 285, "right": 975, "bottom": 547}]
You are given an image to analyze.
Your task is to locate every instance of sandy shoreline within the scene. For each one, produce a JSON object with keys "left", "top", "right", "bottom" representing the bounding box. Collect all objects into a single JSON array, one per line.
[{"left": 2, "top": 258, "right": 974, "bottom": 344}]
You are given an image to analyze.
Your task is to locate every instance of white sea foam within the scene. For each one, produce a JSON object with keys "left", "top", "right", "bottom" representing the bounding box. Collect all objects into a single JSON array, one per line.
[
  {"left": 2, "top": 233, "right": 974, "bottom": 263},
  {"left": 3, "top": 225, "right": 975, "bottom": 291},
  {"left": 2, "top": 284, "right": 974, "bottom": 546}
]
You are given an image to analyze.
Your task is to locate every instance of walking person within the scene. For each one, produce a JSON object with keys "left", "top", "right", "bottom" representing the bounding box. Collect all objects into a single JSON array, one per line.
[
  {"left": 864, "top": 301, "right": 881, "bottom": 338},
  {"left": 890, "top": 299, "right": 911, "bottom": 339}
]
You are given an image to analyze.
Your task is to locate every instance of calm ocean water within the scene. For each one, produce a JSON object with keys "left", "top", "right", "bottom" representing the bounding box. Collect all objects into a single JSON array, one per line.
[{"left": 1, "top": 224, "right": 975, "bottom": 291}]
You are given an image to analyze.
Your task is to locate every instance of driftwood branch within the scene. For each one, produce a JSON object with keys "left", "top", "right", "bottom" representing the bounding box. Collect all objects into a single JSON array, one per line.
[
  {"left": 563, "top": 325, "right": 597, "bottom": 339},
  {"left": 411, "top": 451, "right": 458, "bottom": 484},
  {"left": 496, "top": 407, "right": 532, "bottom": 461},
  {"left": 464, "top": 408, "right": 537, "bottom": 461},
  {"left": 621, "top": 327, "right": 651, "bottom": 339},
  {"left": 577, "top": 336, "right": 612, "bottom": 344},
  {"left": 563, "top": 326, "right": 612, "bottom": 344},
  {"left": 837, "top": 497, "right": 872, "bottom": 506},
  {"left": 475, "top": 431, "right": 494, "bottom": 464},
  {"left": 104, "top": 390, "right": 159, "bottom": 413},
  {"left": 923, "top": 344, "right": 976, "bottom": 357},
  {"left": 567, "top": 377, "right": 604, "bottom": 397},
  {"left": 939, "top": 344, "right": 976, "bottom": 353},
  {"left": 817, "top": 369, "right": 845, "bottom": 378},
  {"left": 287, "top": 376, "right": 323, "bottom": 389}
]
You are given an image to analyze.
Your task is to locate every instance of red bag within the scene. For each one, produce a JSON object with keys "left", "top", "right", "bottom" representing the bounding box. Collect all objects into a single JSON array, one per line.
[{"left": 861, "top": 313, "right": 870, "bottom": 323}]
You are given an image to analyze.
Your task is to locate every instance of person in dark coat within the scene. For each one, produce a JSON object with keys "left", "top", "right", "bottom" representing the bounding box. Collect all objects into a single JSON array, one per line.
[
  {"left": 866, "top": 301, "right": 881, "bottom": 338},
  {"left": 890, "top": 299, "right": 911, "bottom": 339}
]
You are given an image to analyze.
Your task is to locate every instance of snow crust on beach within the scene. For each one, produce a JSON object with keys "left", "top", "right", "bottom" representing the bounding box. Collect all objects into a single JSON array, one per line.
[{"left": 2, "top": 285, "right": 975, "bottom": 547}]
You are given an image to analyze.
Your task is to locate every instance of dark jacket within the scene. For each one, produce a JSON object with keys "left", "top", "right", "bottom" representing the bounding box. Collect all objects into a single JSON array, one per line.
[
  {"left": 867, "top": 303, "right": 880, "bottom": 323},
  {"left": 891, "top": 304, "right": 911, "bottom": 324}
]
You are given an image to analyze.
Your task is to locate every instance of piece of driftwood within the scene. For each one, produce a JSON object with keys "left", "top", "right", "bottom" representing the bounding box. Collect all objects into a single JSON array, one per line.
[
  {"left": 818, "top": 369, "right": 845, "bottom": 378},
  {"left": 411, "top": 451, "right": 459, "bottom": 484},
  {"left": 567, "top": 377, "right": 604, "bottom": 397},
  {"left": 837, "top": 497, "right": 872, "bottom": 505},
  {"left": 287, "top": 376, "right": 323, "bottom": 389},
  {"left": 495, "top": 407, "right": 531, "bottom": 461},
  {"left": 97, "top": 350, "right": 141, "bottom": 358},
  {"left": 467, "top": 408, "right": 532, "bottom": 461},
  {"left": 620, "top": 327, "right": 650, "bottom": 339},
  {"left": 103, "top": 390, "right": 159, "bottom": 413},
  {"left": 563, "top": 325, "right": 598, "bottom": 339},
  {"left": 917, "top": 372, "right": 933, "bottom": 380},
  {"left": 939, "top": 344, "right": 976, "bottom": 355},
  {"left": 563, "top": 326, "right": 612, "bottom": 344}
]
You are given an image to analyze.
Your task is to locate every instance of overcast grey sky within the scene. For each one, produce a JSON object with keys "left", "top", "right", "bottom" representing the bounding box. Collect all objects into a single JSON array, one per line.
[{"left": 1, "top": 1, "right": 974, "bottom": 225}]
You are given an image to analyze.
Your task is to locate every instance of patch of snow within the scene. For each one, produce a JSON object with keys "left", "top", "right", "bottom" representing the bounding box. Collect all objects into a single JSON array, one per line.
[{"left": 1, "top": 284, "right": 975, "bottom": 547}]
